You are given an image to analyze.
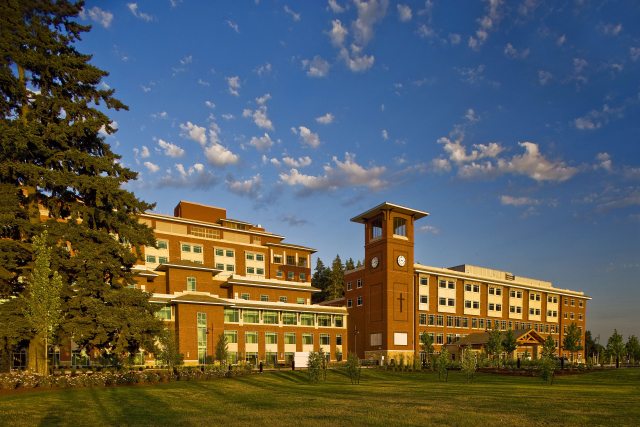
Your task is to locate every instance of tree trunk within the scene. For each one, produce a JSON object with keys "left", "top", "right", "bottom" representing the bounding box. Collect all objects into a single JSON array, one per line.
[{"left": 27, "top": 334, "right": 47, "bottom": 375}]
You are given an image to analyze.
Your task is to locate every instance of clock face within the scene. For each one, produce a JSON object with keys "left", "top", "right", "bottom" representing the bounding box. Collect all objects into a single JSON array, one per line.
[
  {"left": 397, "top": 255, "right": 406, "bottom": 267},
  {"left": 371, "top": 257, "right": 379, "bottom": 268}
]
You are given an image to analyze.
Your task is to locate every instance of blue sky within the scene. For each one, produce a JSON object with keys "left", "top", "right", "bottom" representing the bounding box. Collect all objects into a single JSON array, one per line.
[{"left": 78, "top": 1, "right": 639, "bottom": 341}]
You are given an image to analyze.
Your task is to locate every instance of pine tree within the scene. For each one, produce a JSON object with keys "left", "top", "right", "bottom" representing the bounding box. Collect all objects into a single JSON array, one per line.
[
  {"left": 486, "top": 329, "right": 503, "bottom": 366},
  {"left": 328, "top": 254, "right": 345, "bottom": 300},
  {"left": 311, "top": 258, "right": 331, "bottom": 303},
  {"left": 502, "top": 329, "right": 518, "bottom": 359},
  {"left": 215, "top": 333, "right": 229, "bottom": 364},
  {"left": 562, "top": 323, "right": 583, "bottom": 363},
  {"left": 0, "top": 1, "right": 163, "bottom": 364},
  {"left": 23, "top": 231, "right": 63, "bottom": 375},
  {"left": 606, "top": 329, "right": 625, "bottom": 368},
  {"left": 345, "top": 258, "right": 355, "bottom": 271},
  {"left": 541, "top": 335, "right": 557, "bottom": 358}
]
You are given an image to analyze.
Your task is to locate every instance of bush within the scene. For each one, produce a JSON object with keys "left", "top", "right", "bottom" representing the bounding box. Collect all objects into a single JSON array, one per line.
[
  {"left": 539, "top": 357, "right": 556, "bottom": 385},
  {"left": 345, "top": 353, "right": 361, "bottom": 385}
]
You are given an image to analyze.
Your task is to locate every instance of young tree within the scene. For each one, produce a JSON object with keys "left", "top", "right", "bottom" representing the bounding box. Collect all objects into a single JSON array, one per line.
[
  {"left": 626, "top": 335, "right": 640, "bottom": 365},
  {"left": 345, "top": 258, "right": 355, "bottom": 271},
  {"left": 328, "top": 255, "right": 345, "bottom": 300},
  {"left": 307, "top": 350, "right": 324, "bottom": 383},
  {"left": 502, "top": 329, "right": 518, "bottom": 360},
  {"left": 461, "top": 349, "right": 477, "bottom": 383},
  {"left": 563, "top": 323, "right": 583, "bottom": 363},
  {"left": 435, "top": 349, "right": 450, "bottom": 382},
  {"left": 607, "top": 329, "right": 625, "bottom": 368},
  {"left": 355, "top": 260, "right": 363, "bottom": 268},
  {"left": 486, "top": 329, "right": 503, "bottom": 366},
  {"left": 0, "top": 1, "right": 164, "bottom": 363},
  {"left": 22, "top": 231, "right": 63, "bottom": 375},
  {"left": 215, "top": 333, "right": 229, "bottom": 364},
  {"left": 345, "top": 352, "right": 361, "bottom": 384},
  {"left": 541, "top": 335, "right": 557, "bottom": 359},
  {"left": 157, "top": 329, "right": 183, "bottom": 369},
  {"left": 420, "top": 332, "right": 434, "bottom": 369}
]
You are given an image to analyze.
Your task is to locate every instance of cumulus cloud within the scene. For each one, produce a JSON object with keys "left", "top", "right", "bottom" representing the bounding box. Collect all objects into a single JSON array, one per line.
[
  {"left": 302, "top": 56, "right": 330, "bottom": 77},
  {"left": 279, "top": 152, "right": 386, "bottom": 194},
  {"left": 328, "top": 0, "right": 346, "bottom": 13},
  {"left": 282, "top": 156, "right": 312, "bottom": 168},
  {"left": 316, "top": 113, "right": 334, "bottom": 124},
  {"left": 180, "top": 121, "right": 207, "bottom": 145},
  {"left": 134, "top": 145, "right": 150, "bottom": 159},
  {"left": 431, "top": 158, "right": 452, "bottom": 173},
  {"left": 226, "top": 174, "right": 262, "bottom": 198},
  {"left": 143, "top": 161, "right": 160, "bottom": 173},
  {"left": 249, "top": 133, "right": 274, "bottom": 151},
  {"left": 496, "top": 142, "right": 577, "bottom": 182},
  {"left": 538, "top": 70, "right": 553, "bottom": 86},
  {"left": 226, "top": 20, "right": 239, "bottom": 33},
  {"left": 160, "top": 163, "right": 217, "bottom": 189},
  {"left": 504, "top": 43, "right": 529, "bottom": 59},
  {"left": 180, "top": 119, "right": 240, "bottom": 167},
  {"left": 127, "top": 3, "right": 154, "bottom": 22},
  {"left": 599, "top": 23, "right": 623, "bottom": 36},
  {"left": 630, "top": 47, "right": 640, "bottom": 62},
  {"left": 381, "top": 129, "right": 389, "bottom": 140},
  {"left": 438, "top": 136, "right": 503, "bottom": 164},
  {"left": 329, "top": 19, "right": 349, "bottom": 47},
  {"left": 242, "top": 94, "right": 274, "bottom": 130},
  {"left": 204, "top": 142, "right": 239, "bottom": 167},
  {"left": 595, "top": 152, "right": 613, "bottom": 172},
  {"left": 226, "top": 76, "right": 241, "bottom": 96},
  {"left": 397, "top": 4, "right": 412, "bottom": 22},
  {"left": 157, "top": 139, "right": 185, "bottom": 158},
  {"left": 255, "top": 62, "right": 272, "bottom": 76},
  {"left": 81, "top": 6, "right": 113, "bottom": 28},
  {"left": 296, "top": 126, "right": 321, "bottom": 148},
  {"left": 468, "top": 0, "right": 504, "bottom": 50}
]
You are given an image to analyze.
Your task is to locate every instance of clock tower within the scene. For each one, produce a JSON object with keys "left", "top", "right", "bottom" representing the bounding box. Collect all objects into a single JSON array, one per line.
[{"left": 347, "top": 202, "right": 429, "bottom": 361}]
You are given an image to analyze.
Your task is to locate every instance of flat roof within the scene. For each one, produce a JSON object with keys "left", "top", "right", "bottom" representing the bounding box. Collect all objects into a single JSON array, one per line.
[{"left": 350, "top": 202, "right": 429, "bottom": 223}]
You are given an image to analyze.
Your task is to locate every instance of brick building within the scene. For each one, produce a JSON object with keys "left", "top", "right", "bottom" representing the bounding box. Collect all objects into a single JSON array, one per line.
[
  {"left": 343, "top": 202, "right": 590, "bottom": 363},
  {"left": 135, "top": 201, "right": 347, "bottom": 366}
]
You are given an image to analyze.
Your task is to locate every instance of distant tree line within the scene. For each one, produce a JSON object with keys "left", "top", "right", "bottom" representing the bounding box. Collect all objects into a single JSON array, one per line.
[
  {"left": 311, "top": 255, "right": 362, "bottom": 303},
  {"left": 585, "top": 329, "right": 640, "bottom": 368}
]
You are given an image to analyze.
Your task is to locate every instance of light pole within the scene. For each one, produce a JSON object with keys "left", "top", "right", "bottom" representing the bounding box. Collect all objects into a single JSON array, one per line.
[{"left": 353, "top": 326, "right": 359, "bottom": 358}]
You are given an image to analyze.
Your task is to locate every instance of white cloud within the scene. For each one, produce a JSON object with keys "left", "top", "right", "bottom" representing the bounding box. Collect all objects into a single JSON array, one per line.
[
  {"left": 381, "top": 129, "right": 389, "bottom": 140},
  {"left": 82, "top": 6, "right": 113, "bottom": 28},
  {"left": 226, "top": 20, "right": 239, "bottom": 33},
  {"left": 556, "top": 34, "right": 566, "bottom": 46},
  {"left": 222, "top": 113, "right": 235, "bottom": 120},
  {"left": 339, "top": 47, "right": 375, "bottom": 72},
  {"left": 226, "top": 76, "right": 241, "bottom": 96},
  {"left": 279, "top": 152, "right": 386, "bottom": 193},
  {"left": 574, "top": 104, "right": 624, "bottom": 131},
  {"left": 630, "top": 47, "right": 640, "bottom": 62},
  {"left": 329, "top": 19, "right": 348, "bottom": 47},
  {"left": 465, "top": 108, "right": 479, "bottom": 123},
  {"left": 158, "top": 139, "right": 185, "bottom": 158},
  {"left": 297, "top": 126, "right": 321, "bottom": 148},
  {"left": 160, "top": 163, "right": 217, "bottom": 189},
  {"left": 205, "top": 101, "right": 215, "bottom": 109},
  {"left": 242, "top": 94, "right": 274, "bottom": 131},
  {"left": 416, "top": 24, "right": 436, "bottom": 40},
  {"left": 496, "top": 142, "right": 577, "bottom": 182},
  {"left": 418, "top": 225, "right": 440, "bottom": 234},
  {"left": 500, "top": 195, "right": 540, "bottom": 207},
  {"left": 302, "top": 56, "right": 330, "bottom": 77},
  {"left": 328, "top": 0, "right": 345, "bottom": 13},
  {"left": 448, "top": 33, "right": 461, "bottom": 45},
  {"left": 127, "top": 3, "right": 154, "bottom": 22},
  {"left": 282, "top": 156, "right": 312, "bottom": 168},
  {"left": 431, "top": 158, "right": 452, "bottom": 173},
  {"left": 595, "top": 152, "right": 613, "bottom": 172},
  {"left": 468, "top": 0, "right": 504, "bottom": 50},
  {"left": 437, "top": 136, "right": 503, "bottom": 164},
  {"left": 98, "top": 120, "right": 118, "bottom": 137},
  {"left": 504, "top": 43, "right": 530, "bottom": 59},
  {"left": 538, "top": 70, "right": 553, "bottom": 86},
  {"left": 140, "top": 146, "right": 150, "bottom": 158},
  {"left": 456, "top": 64, "right": 486, "bottom": 84},
  {"left": 315, "top": 113, "right": 334, "bottom": 124},
  {"left": 249, "top": 133, "right": 274, "bottom": 151},
  {"left": 180, "top": 121, "right": 207, "bottom": 145},
  {"left": 352, "top": 0, "right": 389, "bottom": 46},
  {"left": 151, "top": 111, "right": 168, "bottom": 119},
  {"left": 204, "top": 142, "right": 239, "bottom": 167},
  {"left": 143, "top": 161, "right": 160, "bottom": 173},
  {"left": 397, "top": 4, "right": 412, "bottom": 22},
  {"left": 227, "top": 174, "right": 262, "bottom": 198},
  {"left": 284, "top": 5, "right": 301, "bottom": 22},
  {"left": 180, "top": 55, "right": 192, "bottom": 65},
  {"left": 255, "top": 62, "right": 272, "bottom": 76}
]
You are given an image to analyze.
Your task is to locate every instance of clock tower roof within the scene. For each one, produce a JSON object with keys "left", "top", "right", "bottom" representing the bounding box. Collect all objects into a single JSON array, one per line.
[{"left": 350, "top": 202, "right": 429, "bottom": 224}]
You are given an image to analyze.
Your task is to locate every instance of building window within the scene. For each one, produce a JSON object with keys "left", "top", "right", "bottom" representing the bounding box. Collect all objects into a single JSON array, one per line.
[
  {"left": 286, "top": 255, "right": 296, "bottom": 265},
  {"left": 197, "top": 312, "right": 207, "bottom": 364},
  {"left": 226, "top": 250, "right": 234, "bottom": 257},
  {"left": 181, "top": 244, "right": 191, "bottom": 252},
  {"left": 300, "top": 314, "right": 314, "bottom": 326},
  {"left": 320, "top": 334, "right": 330, "bottom": 346},
  {"left": 428, "top": 314, "right": 435, "bottom": 326},
  {"left": 393, "top": 217, "right": 407, "bottom": 236},
  {"left": 279, "top": 296, "right": 288, "bottom": 303},
  {"left": 284, "top": 333, "right": 296, "bottom": 344},
  {"left": 357, "top": 279, "right": 362, "bottom": 288},
  {"left": 473, "top": 301, "right": 479, "bottom": 309},
  {"left": 255, "top": 253, "right": 264, "bottom": 262},
  {"left": 419, "top": 313, "right": 427, "bottom": 325},
  {"left": 439, "top": 297, "right": 446, "bottom": 306},
  {"left": 224, "top": 308, "right": 239, "bottom": 323},
  {"left": 241, "top": 293, "right": 250, "bottom": 300},
  {"left": 571, "top": 299, "right": 575, "bottom": 306},
  {"left": 187, "top": 276, "right": 196, "bottom": 291},
  {"left": 243, "top": 310, "right": 260, "bottom": 324},
  {"left": 260, "top": 294, "right": 269, "bottom": 302},
  {"left": 447, "top": 298, "right": 455, "bottom": 307},
  {"left": 436, "top": 333, "right": 444, "bottom": 345},
  {"left": 246, "top": 253, "right": 255, "bottom": 261},
  {"left": 347, "top": 299, "right": 352, "bottom": 308},
  {"left": 465, "top": 300, "right": 472, "bottom": 308},
  {"left": 448, "top": 281, "right": 455, "bottom": 290},
  {"left": 447, "top": 316, "right": 454, "bottom": 327},
  {"left": 158, "top": 256, "right": 168, "bottom": 264},
  {"left": 297, "top": 297, "right": 305, "bottom": 304},
  {"left": 335, "top": 315, "right": 344, "bottom": 327},
  {"left": 336, "top": 335, "right": 342, "bottom": 346},
  {"left": 439, "top": 280, "right": 446, "bottom": 288},
  {"left": 473, "top": 284, "right": 480, "bottom": 293},
  {"left": 247, "top": 267, "right": 255, "bottom": 274},
  {"left": 318, "top": 315, "right": 330, "bottom": 326},
  {"left": 347, "top": 282, "right": 352, "bottom": 291},
  {"left": 265, "top": 332, "right": 277, "bottom": 345},
  {"left": 226, "top": 264, "right": 234, "bottom": 272},
  {"left": 155, "top": 306, "right": 172, "bottom": 320},
  {"left": 245, "top": 332, "right": 258, "bottom": 344},
  {"left": 370, "top": 333, "right": 382, "bottom": 346},
  {"left": 299, "top": 272, "right": 306, "bottom": 281},
  {"left": 276, "top": 269, "right": 283, "bottom": 278},
  {"left": 420, "top": 295, "right": 428, "bottom": 305},
  {"left": 420, "top": 277, "right": 428, "bottom": 286},
  {"left": 263, "top": 311, "right": 278, "bottom": 324},
  {"left": 224, "top": 331, "right": 238, "bottom": 344},
  {"left": 146, "top": 255, "right": 156, "bottom": 263},
  {"left": 564, "top": 298, "right": 568, "bottom": 306},
  {"left": 287, "top": 271, "right": 295, "bottom": 280},
  {"left": 193, "top": 245, "right": 202, "bottom": 254},
  {"left": 273, "top": 254, "right": 282, "bottom": 264},
  {"left": 436, "top": 315, "right": 444, "bottom": 326},
  {"left": 215, "top": 248, "right": 224, "bottom": 256},
  {"left": 579, "top": 300, "right": 584, "bottom": 308},
  {"left": 496, "top": 304, "right": 502, "bottom": 311},
  {"left": 302, "top": 334, "right": 314, "bottom": 345},
  {"left": 357, "top": 296, "right": 363, "bottom": 306},
  {"left": 157, "top": 240, "right": 168, "bottom": 249},
  {"left": 495, "top": 288, "right": 502, "bottom": 296},
  {"left": 371, "top": 218, "right": 383, "bottom": 239},
  {"left": 282, "top": 313, "right": 296, "bottom": 325}
]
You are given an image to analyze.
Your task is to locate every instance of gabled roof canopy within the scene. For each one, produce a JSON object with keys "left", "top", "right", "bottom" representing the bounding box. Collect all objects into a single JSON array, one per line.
[{"left": 350, "top": 202, "right": 429, "bottom": 223}]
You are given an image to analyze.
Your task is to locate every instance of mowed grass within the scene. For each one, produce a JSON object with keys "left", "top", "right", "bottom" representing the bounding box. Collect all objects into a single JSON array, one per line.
[{"left": 1, "top": 368, "right": 639, "bottom": 426}]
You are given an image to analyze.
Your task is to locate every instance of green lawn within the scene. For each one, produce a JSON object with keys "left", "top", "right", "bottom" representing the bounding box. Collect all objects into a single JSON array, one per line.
[{"left": 1, "top": 368, "right": 639, "bottom": 426}]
